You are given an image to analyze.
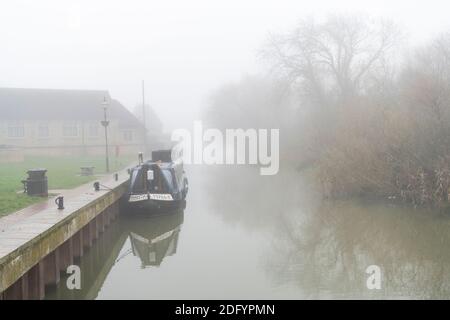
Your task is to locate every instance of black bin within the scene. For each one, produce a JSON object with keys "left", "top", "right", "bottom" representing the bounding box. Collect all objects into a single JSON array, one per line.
[{"left": 25, "top": 168, "right": 48, "bottom": 197}]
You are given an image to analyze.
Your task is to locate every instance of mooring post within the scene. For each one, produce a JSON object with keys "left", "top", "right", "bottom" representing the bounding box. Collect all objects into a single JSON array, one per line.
[
  {"left": 94, "top": 215, "right": 100, "bottom": 239},
  {"left": 99, "top": 212, "right": 105, "bottom": 233},
  {"left": 21, "top": 273, "right": 29, "bottom": 300},
  {"left": 98, "top": 212, "right": 103, "bottom": 233},
  {"left": 59, "top": 239, "right": 74, "bottom": 272},
  {"left": 111, "top": 203, "right": 118, "bottom": 221},
  {"left": 3, "top": 272, "right": 29, "bottom": 300},
  {"left": 73, "top": 229, "right": 84, "bottom": 258},
  {"left": 3, "top": 279, "right": 21, "bottom": 300},
  {"left": 104, "top": 207, "right": 111, "bottom": 227},
  {"left": 90, "top": 218, "right": 98, "bottom": 241},
  {"left": 43, "top": 249, "right": 60, "bottom": 286},
  {"left": 28, "top": 261, "right": 45, "bottom": 300},
  {"left": 103, "top": 211, "right": 107, "bottom": 231},
  {"left": 83, "top": 223, "right": 93, "bottom": 249}
]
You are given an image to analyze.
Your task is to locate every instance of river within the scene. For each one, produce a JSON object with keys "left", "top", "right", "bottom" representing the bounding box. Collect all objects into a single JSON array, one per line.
[{"left": 46, "top": 165, "right": 450, "bottom": 299}]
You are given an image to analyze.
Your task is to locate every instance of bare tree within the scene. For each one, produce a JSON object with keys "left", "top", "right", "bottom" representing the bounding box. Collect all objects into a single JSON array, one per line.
[{"left": 264, "top": 14, "right": 400, "bottom": 105}]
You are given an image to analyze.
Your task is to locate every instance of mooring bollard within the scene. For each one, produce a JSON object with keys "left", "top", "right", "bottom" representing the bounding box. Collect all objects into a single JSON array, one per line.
[
  {"left": 114, "top": 173, "right": 118, "bottom": 181},
  {"left": 55, "top": 196, "right": 64, "bottom": 210},
  {"left": 94, "top": 182, "right": 100, "bottom": 191}
]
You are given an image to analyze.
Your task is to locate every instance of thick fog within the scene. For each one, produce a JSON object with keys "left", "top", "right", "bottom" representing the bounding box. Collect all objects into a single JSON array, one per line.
[
  {"left": 5, "top": 0, "right": 450, "bottom": 301},
  {"left": 1, "top": 0, "right": 450, "bottom": 132}
]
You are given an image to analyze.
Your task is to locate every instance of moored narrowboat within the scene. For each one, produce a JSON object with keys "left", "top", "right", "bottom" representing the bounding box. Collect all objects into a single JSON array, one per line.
[{"left": 126, "top": 150, "right": 188, "bottom": 212}]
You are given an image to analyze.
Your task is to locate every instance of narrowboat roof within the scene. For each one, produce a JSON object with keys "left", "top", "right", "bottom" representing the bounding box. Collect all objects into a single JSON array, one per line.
[{"left": 143, "top": 160, "right": 181, "bottom": 169}]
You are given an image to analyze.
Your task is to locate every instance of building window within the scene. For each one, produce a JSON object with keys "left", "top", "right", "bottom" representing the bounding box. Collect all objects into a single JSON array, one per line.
[
  {"left": 63, "top": 121, "right": 78, "bottom": 137},
  {"left": 123, "top": 130, "right": 133, "bottom": 142},
  {"left": 38, "top": 123, "right": 49, "bottom": 137},
  {"left": 88, "top": 124, "right": 99, "bottom": 137},
  {"left": 8, "top": 121, "right": 25, "bottom": 138}
]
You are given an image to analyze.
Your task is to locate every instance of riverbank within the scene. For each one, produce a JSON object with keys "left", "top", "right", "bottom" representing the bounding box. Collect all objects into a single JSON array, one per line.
[
  {"left": 0, "top": 155, "right": 133, "bottom": 217},
  {"left": 0, "top": 167, "right": 130, "bottom": 299}
]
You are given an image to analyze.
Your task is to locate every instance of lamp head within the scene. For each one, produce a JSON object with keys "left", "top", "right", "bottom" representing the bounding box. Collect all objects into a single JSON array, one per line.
[{"left": 101, "top": 96, "right": 109, "bottom": 108}]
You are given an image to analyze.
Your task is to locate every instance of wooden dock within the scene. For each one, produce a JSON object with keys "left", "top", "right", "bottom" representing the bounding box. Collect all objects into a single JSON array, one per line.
[{"left": 0, "top": 169, "right": 130, "bottom": 299}]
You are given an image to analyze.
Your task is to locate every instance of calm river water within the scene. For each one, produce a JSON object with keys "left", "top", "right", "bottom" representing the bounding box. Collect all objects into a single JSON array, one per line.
[{"left": 46, "top": 166, "right": 450, "bottom": 299}]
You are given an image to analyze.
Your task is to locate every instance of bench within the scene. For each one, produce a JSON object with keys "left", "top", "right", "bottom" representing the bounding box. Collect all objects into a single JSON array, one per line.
[{"left": 80, "top": 166, "right": 95, "bottom": 176}]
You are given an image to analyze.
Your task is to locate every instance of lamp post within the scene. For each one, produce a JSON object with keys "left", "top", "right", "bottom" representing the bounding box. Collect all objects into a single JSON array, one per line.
[
  {"left": 142, "top": 80, "right": 148, "bottom": 155},
  {"left": 101, "top": 96, "right": 110, "bottom": 173}
]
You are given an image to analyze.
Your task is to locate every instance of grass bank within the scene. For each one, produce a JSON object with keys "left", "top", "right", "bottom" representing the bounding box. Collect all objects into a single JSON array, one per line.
[{"left": 0, "top": 155, "right": 133, "bottom": 217}]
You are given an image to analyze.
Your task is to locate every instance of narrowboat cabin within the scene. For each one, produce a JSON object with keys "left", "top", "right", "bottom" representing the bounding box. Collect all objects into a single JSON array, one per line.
[{"left": 126, "top": 150, "right": 188, "bottom": 212}]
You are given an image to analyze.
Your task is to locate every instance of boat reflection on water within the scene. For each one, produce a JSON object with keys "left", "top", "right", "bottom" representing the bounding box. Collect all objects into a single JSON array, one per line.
[
  {"left": 45, "top": 209, "right": 184, "bottom": 300},
  {"left": 122, "top": 210, "right": 183, "bottom": 268}
]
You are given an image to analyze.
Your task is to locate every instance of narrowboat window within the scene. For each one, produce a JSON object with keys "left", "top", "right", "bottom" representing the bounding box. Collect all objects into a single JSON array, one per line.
[
  {"left": 161, "top": 169, "right": 175, "bottom": 191},
  {"left": 130, "top": 168, "right": 146, "bottom": 192},
  {"left": 147, "top": 170, "right": 154, "bottom": 181}
]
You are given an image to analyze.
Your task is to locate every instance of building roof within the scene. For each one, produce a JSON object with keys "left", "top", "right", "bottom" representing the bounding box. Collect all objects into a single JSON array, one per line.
[{"left": 0, "top": 87, "right": 144, "bottom": 130}]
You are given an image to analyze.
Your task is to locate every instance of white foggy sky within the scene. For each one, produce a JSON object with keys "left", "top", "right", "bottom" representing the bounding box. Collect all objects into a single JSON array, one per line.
[{"left": 1, "top": 0, "right": 449, "bottom": 132}]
